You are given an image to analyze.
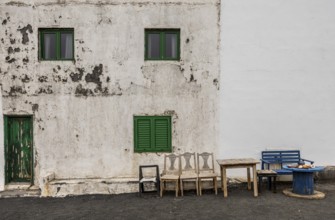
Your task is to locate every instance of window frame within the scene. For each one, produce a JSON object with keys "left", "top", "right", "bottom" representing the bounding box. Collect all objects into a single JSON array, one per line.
[
  {"left": 38, "top": 28, "right": 74, "bottom": 61},
  {"left": 134, "top": 116, "right": 172, "bottom": 153},
  {"left": 145, "top": 29, "right": 180, "bottom": 61}
]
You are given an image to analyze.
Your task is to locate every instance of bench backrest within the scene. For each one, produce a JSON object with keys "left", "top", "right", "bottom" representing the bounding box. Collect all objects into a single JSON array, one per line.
[{"left": 261, "top": 150, "right": 301, "bottom": 169}]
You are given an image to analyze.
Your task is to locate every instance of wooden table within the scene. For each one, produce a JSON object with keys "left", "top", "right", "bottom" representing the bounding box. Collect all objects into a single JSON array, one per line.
[{"left": 217, "top": 158, "right": 260, "bottom": 197}]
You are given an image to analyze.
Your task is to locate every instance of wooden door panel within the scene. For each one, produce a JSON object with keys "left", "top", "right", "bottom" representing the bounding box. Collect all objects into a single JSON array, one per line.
[{"left": 5, "top": 116, "right": 33, "bottom": 183}]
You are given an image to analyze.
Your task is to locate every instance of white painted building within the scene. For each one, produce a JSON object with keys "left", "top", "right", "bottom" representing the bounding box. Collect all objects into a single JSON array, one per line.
[
  {"left": 0, "top": 0, "right": 220, "bottom": 196},
  {"left": 1, "top": 0, "right": 334, "bottom": 197}
]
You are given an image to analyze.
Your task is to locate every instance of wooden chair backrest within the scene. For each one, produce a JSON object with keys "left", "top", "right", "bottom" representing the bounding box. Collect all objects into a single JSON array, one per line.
[
  {"left": 180, "top": 152, "right": 197, "bottom": 174},
  {"left": 197, "top": 152, "right": 215, "bottom": 174},
  {"left": 163, "top": 154, "right": 180, "bottom": 175}
]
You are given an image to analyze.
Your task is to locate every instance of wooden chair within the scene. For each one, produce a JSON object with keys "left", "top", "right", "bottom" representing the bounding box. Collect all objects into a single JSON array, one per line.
[
  {"left": 179, "top": 152, "right": 199, "bottom": 196},
  {"left": 160, "top": 154, "right": 180, "bottom": 197},
  {"left": 139, "top": 165, "right": 160, "bottom": 196},
  {"left": 197, "top": 152, "right": 218, "bottom": 195}
]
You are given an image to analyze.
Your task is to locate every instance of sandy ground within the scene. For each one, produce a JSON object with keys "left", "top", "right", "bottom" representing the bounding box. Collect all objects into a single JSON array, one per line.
[{"left": 0, "top": 181, "right": 334, "bottom": 220}]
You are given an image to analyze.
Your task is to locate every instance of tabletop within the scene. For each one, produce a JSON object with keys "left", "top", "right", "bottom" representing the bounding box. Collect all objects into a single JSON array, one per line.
[
  {"left": 283, "top": 166, "right": 324, "bottom": 173},
  {"left": 216, "top": 158, "right": 260, "bottom": 166}
]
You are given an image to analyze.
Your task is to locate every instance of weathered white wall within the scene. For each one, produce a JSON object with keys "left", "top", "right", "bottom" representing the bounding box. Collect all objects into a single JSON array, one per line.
[
  {"left": 0, "top": 0, "right": 220, "bottom": 192},
  {"left": 220, "top": 0, "right": 335, "bottom": 176},
  {"left": 0, "top": 87, "right": 3, "bottom": 191}
]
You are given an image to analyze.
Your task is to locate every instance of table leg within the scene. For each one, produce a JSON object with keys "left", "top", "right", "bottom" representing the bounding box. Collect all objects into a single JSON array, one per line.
[
  {"left": 220, "top": 165, "right": 224, "bottom": 190},
  {"left": 247, "top": 168, "right": 251, "bottom": 190},
  {"left": 222, "top": 166, "right": 228, "bottom": 197},
  {"left": 253, "top": 164, "right": 258, "bottom": 197},
  {"left": 292, "top": 171, "right": 314, "bottom": 195}
]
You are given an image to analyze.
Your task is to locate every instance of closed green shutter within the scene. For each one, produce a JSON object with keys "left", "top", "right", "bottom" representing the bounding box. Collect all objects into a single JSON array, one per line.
[
  {"left": 154, "top": 118, "right": 170, "bottom": 151},
  {"left": 136, "top": 118, "right": 151, "bottom": 150},
  {"left": 134, "top": 116, "right": 171, "bottom": 152}
]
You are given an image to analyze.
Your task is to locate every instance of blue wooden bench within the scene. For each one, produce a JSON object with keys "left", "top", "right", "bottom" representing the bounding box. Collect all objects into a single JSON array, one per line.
[
  {"left": 261, "top": 150, "right": 314, "bottom": 175},
  {"left": 258, "top": 150, "right": 314, "bottom": 192}
]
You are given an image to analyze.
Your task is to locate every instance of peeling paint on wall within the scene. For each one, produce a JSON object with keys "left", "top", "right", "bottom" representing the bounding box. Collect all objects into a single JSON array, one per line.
[
  {"left": 0, "top": 0, "right": 220, "bottom": 195},
  {"left": 18, "top": 24, "right": 33, "bottom": 45}
]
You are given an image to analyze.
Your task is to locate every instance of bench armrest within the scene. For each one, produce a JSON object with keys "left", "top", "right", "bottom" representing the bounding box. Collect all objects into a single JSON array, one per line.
[
  {"left": 260, "top": 159, "right": 272, "bottom": 169},
  {"left": 301, "top": 158, "right": 314, "bottom": 164},
  {"left": 260, "top": 159, "right": 271, "bottom": 164}
]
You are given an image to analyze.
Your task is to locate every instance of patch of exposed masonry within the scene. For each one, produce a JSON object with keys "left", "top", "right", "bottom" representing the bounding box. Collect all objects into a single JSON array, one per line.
[
  {"left": 70, "top": 68, "right": 84, "bottom": 82},
  {"left": 85, "top": 64, "right": 103, "bottom": 86},
  {"left": 32, "top": 104, "right": 39, "bottom": 112},
  {"left": 8, "top": 86, "right": 27, "bottom": 96},
  {"left": 74, "top": 64, "right": 122, "bottom": 97},
  {"left": 18, "top": 24, "right": 33, "bottom": 45}
]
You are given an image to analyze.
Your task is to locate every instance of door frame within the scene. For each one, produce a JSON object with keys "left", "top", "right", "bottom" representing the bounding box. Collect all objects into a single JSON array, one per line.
[{"left": 4, "top": 115, "right": 34, "bottom": 185}]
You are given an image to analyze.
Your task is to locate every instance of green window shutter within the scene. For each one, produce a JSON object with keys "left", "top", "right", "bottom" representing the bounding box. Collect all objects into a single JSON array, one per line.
[
  {"left": 135, "top": 118, "right": 152, "bottom": 151},
  {"left": 154, "top": 117, "right": 171, "bottom": 151},
  {"left": 134, "top": 116, "right": 171, "bottom": 153}
]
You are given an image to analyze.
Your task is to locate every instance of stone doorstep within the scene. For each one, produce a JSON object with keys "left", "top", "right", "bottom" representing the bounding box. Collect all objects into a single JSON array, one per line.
[
  {"left": 0, "top": 183, "right": 41, "bottom": 198},
  {"left": 0, "top": 189, "right": 41, "bottom": 198},
  {"left": 5, "top": 182, "right": 31, "bottom": 190}
]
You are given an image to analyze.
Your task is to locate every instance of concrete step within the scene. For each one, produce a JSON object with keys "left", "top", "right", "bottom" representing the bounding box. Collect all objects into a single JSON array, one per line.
[
  {"left": 0, "top": 183, "right": 41, "bottom": 198},
  {"left": 0, "top": 189, "right": 41, "bottom": 198}
]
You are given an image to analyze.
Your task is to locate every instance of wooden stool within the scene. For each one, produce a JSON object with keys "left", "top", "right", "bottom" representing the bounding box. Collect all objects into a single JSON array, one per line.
[{"left": 257, "top": 170, "right": 277, "bottom": 193}]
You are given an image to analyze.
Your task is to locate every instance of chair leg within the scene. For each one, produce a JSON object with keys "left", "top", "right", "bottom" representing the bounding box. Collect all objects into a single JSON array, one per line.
[
  {"left": 268, "top": 177, "right": 272, "bottom": 190},
  {"left": 180, "top": 179, "right": 183, "bottom": 196},
  {"left": 156, "top": 180, "right": 160, "bottom": 195},
  {"left": 139, "top": 182, "right": 141, "bottom": 197},
  {"left": 176, "top": 180, "right": 179, "bottom": 197},
  {"left": 258, "top": 176, "right": 262, "bottom": 193},
  {"left": 160, "top": 180, "right": 163, "bottom": 197},
  {"left": 195, "top": 179, "right": 199, "bottom": 196},
  {"left": 273, "top": 176, "right": 277, "bottom": 193},
  {"left": 199, "top": 179, "right": 202, "bottom": 196},
  {"left": 214, "top": 177, "right": 218, "bottom": 195}
]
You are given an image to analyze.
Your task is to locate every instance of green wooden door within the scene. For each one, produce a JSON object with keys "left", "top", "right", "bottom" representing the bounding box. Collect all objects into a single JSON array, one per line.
[{"left": 4, "top": 116, "right": 33, "bottom": 183}]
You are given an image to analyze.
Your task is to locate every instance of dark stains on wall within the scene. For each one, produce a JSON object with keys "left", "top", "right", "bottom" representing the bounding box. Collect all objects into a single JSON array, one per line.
[
  {"left": 21, "top": 74, "right": 31, "bottom": 83},
  {"left": 5, "top": 1, "right": 30, "bottom": 6},
  {"left": 5, "top": 56, "right": 16, "bottom": 63},
  {"left": 75, "top": 84, "right": 93, "bottom": 96},
  {"left": 18, "top": 24, "right": 33, "bottom": 45},
  {"left": 37, "top": 86, "right": 53, "bottom": 94},
  {"left": 32, "top": 104, "right": 39, "bottom": 112},
  {"left": 70, "top": 68, "right": 84, "bottom": 82},
  {"left": 85, "top": 64, "right": 103, "bottom": 86},
  {"left": 23, "top": 57, "right": 29, "bottom": 64},
  {"left": 189, "top": 74, "right": 196, "bottom": 82},
  {"left": 38, "top": 76, "right": 48, "bottom": 82},
  {"left": 213, "top": 78, "right": 219, "bottom": 90},
  {"left": 7, "top": 46, "right": 14, "bottom": 54},
  {"left": 8, "top": 86, "right": 27, "bottom": 96},
  {"left": 53, "top": 75, "right": 68, "bottom": 83},
  {"left": 2, "top": 16, "right": 10, "bottom": 25}
]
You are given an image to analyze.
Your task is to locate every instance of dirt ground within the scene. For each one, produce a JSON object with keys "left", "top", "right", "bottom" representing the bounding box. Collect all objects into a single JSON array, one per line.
[{"left": 0, "top": 181, "right": 334, "bottom": 220}]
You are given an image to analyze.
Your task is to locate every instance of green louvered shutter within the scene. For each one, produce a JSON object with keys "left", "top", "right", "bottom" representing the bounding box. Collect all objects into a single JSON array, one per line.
[
  {"left": 135, "top": 118, "right": 152, "bottom": 152},
  {"left": 154, "top": 117, "right": 171, "bottom": 151},
  {"left": 134, "top": 116, "right": 171, "bottom": 152}
]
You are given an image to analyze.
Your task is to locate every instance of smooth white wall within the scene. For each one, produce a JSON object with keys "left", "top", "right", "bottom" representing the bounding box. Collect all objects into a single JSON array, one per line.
[{"left": 220, "top": 0, "right": 335, "bottom": 175}]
